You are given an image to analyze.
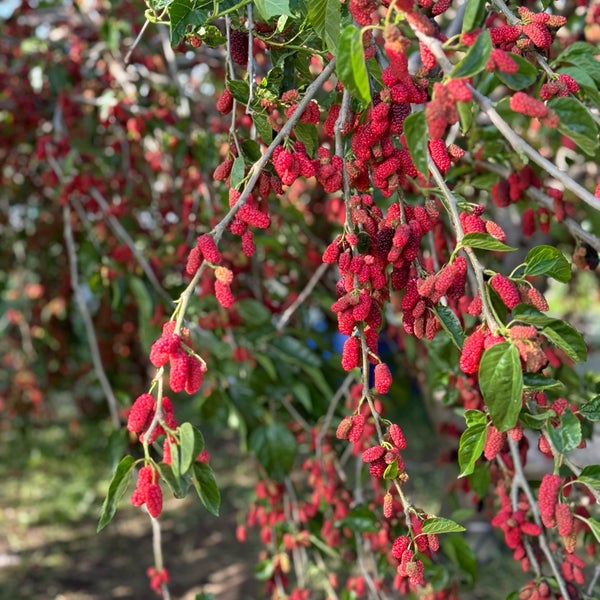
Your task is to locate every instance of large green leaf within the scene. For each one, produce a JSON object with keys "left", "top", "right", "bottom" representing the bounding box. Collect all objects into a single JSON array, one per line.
[
  {"left": 451, "top": 31, "right": 492, "bottom": 79},
  {"left": 462, "top": 0, "right": 486, "bottom": 32},
  {"left": 479, "top": 342, "right": 523, "bottom": 431},
  {"left": 98, "top": 455, "right": 136, "bottom": 532},
  {"left": 168, "top": 0, "right": 210, "bottom": 46},
  {"left": 192, "top": 462, "right": 221, "bottom": 516},
  {"left": 434, "top": 305, "right": 465, "bottom": 350},
  {"left": 249, "top": 422, "right": 296, "bottom": 481},
  {"left": 307, "top": 0, "right": 340, "bottom": 53},
  {"left": 460, "top": 232, "right": 516, "bottom": 252},
  {"left": 495, "top": 54, "right": 538, "bottom": 91},
  {"left": 403, "top": 111, "right": 428, "bottom": 177},
  {"left": 422, "top": 517, "right": 466, "bottom": 534},
  {"left": 523, "top": 245, "right": 571, "bottom": 282},
  {"left": 179, "top": 422, "right": 205, "bottom": 475},
  {"left": 336, "top": 25, "right": 371, "bottom": 106},
  {"left": 580, "top": 396, "right": 600, "bottom": 421},
  {"left": 254, "top": 0, "right": 294, "bottom": 20},
  {"left": 458, "top": 422, "right": 486, "bottom": 477},
  {"left": 548, "top": 97, "right": 599, "bottom": 156},
  {"left": 576, "top": 465, "right": 600, "bottom": 490}
]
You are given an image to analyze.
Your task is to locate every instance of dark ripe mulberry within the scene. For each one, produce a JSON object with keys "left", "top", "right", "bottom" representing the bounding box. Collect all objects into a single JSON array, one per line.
[
  {"left": 375, "top": 226, "right": 395, "bottom": 258},
  {"left": 389, "top": 102, "right": 411, "bottom": 134},
  {"left": 229, "top": 29, "right": 249, "bottom": 66}
]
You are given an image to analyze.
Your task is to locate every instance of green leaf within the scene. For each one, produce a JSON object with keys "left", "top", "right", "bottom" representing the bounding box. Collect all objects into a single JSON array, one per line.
[
  {"left": 249, "top": 422, "right": 296, "bottom": 481},
  {"left": 554, "top": 41, "right": 599, "bottom": 64},
  {"left": 560, "top": 51, "right": 600, "bottom": 86},
  {"left": 462, "top": 0, "right": 486, "bottom": 32},
  {"left": 479, "top": 343, "right": 523, "bottom": 432},
  {"left": 253, "top": 113, "right": 273, "bottom": 144},
  {"left": 192, "top": 462, "right": 221, "bottom": 516},
  {"left": 451, "top": 30, "right": 492, "bottom": 79},
  {"left": 271, "top": 335, "right": 322, "bottom": 367},
  {"left": 441, "top": 535, "right": 477, "bottom": 584},
  {"left": 458, "top": 422, "right": 486, "bottom": 477},
  {"left": 180, "top": 422, "right": 205, "bottom": 474},
  {"left": 546, "top": 409, "right": 582, "bottom": 454},
  {"left": 422, "top": 517, "right": 466, "bottom": 534},
  {"left": 580, "top": 396, "right": 600, "bottom": 421},
  {"left": 230, "top": 155, "right": 246, "bottom": 190},
  {"left": 457, "top": 100, "right": 473, "bottom": 134},
  {"left": 519, "top": 409, "right": 554, "bottom": 430},
  {"left": 523, "top": 373, "right": 564, "bottom": 391},
  {"left": 307, "top": 0, "right": 340, "bottom": 53},
  {"left": 228, "top": 79, "right": 250, "bottom": 104},
  {"left": 156, "top": 461, "right": 186, "bottom": 498},
  {"left": 576, "top": 465, "right": 600, "bottom": 490},
  {"left": 523, "top": 245, "right": 571, "bottom": 282},
  {"left": 548, "top": 97, "right": 599, "bottom": 157},
  {"left": 170, "top": 440, "right": 181, "bottom": 481},
  {"left": 403, "top": 111, "right": 428, "bottom": 177},
  {"left": 241, "top": 139, "right": 262, "bottom": 162},
  {"left": 383, "top": 460, "right": 399, "bottom": 479},
  {"left": 254, "top": 0, "right": 293, "bottom": 20},
  {"left": 336, "top": 25, "right": 371, "bottom": 106},
  {"left": 469, "top": 462, "right": 491, "bottom": 498},
  {"left": 98, "top": 455, "right": 136, "bottom": 532},
  {"left": 495, "top": 54, "right": 538, "bottom": 91},
  {"left": 540, "top": 322, "right": 587, "bottom": 363},
  {"left": 236, "top": 298, "right": 272, "bottom": 325},
  {"left": 294, "top": 122, "right": 319, "bottom": 156},
  {"left": 577, "top": 516, "right": 600, "bottom": 544},
  {"left": 465, "top": 409, "right": 487, "bottom": 427},
  {"left": 512, "top": 305, "right": 587, "bottom": 363},
  {"left": 168, "top": 0, "right": 209, "bottom": 47},
  {"left": 195, "top": 24, "right": 226, "bottom": 47},
  {"left": 460, "top": 232, "right": 516, "bottom": 252},
  {"left": 336, "top": 505, "right": 379, "bottom": 533},
  {"left": 434, "top": 305, "right": 465, "bottom": 350}
]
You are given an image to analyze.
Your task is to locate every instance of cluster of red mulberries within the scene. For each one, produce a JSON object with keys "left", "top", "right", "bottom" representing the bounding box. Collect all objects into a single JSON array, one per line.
[
  {"left": 425, "top": 79, "right": 471, "bottom": 140},
  {"left": 491, "top": 482, "right": 543, "bottom": 572},
  {"left": 149, "top": 321, "right": 207, "bottom": 394},
  {"left": 540, "top": 73, "right": 579, "bottom": 100},
  {"left": 186, "top": 233, "right": 222, "bottom": 275},
  {"left": 131, "top": 465, "right": 163, "bottom": 518}
]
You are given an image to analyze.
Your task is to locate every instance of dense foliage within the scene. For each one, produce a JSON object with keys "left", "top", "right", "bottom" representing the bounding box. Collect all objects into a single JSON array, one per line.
[{"left": 2, "top": 0, "right": 600, "bottom": 598}]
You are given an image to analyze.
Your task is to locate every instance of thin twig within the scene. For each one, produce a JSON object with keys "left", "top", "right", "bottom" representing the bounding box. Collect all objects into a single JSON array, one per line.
[
  {"left": 124, "top": 19, "right": 150, "bottom": 64},
  {"left": 276, "top": 262, "right": 329, "bottom": 331},
  {"left": 507, "top": 437, "right": 572, "bottom": 600},
  {"left": 150, "top": 513, "right": 171, "bottom": 600},
  {"left": 63, "top": 204, "right": 121, "bottom": 428}
]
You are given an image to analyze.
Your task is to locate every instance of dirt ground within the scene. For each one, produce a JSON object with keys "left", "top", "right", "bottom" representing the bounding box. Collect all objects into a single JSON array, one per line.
[{"left": 0, "top": 493, "right": 259, "bottom": 600}]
